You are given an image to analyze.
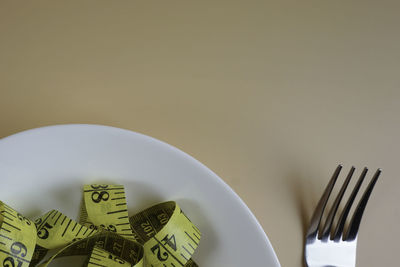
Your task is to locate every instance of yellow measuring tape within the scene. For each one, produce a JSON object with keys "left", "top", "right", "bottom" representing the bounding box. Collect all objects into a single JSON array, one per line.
[{"left": 0, "top": 184, "right": 201, "bottom": 266}]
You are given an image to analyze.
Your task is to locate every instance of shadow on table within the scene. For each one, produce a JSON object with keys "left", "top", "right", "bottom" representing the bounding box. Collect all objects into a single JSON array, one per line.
[{"left": 284, "top": 171, "right": 319, "bottom": 267}]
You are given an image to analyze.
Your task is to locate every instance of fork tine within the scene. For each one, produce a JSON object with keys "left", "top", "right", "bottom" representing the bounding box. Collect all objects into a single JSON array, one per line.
[
  {"left": 332, "top": 167, "right": 368, "bottom": 241},
  {"left": 320, "top": 166, "right": 355, "bottom": 240},
  {"left": 344, "top": 169, "right": 381, "bottom": 241},
  {"left": 306, "top": 165, "right": 342, "bottom": 242}
]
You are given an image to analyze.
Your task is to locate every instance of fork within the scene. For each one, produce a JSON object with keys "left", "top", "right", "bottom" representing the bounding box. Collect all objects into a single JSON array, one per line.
[{"left": 304, "top": 165, "right": 381, "bottom": 267}]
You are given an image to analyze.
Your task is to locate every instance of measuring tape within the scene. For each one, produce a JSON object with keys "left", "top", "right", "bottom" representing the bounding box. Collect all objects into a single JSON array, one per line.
[
  {"left": 130, "top": 201, "right": 201, "bottom": 267},
  {"left": 0, "top": 202, "right": 36, "bottom": 267},
  {"left": 37, "top": 232, "right": 144, "bottom": 267},
  {"left": 0, "top": 184, "right": 201, "bottom": 266},
  {"left": 80, "top": 184, "right": 136, "bottom": 241},
  {"left": 87, "top": 245, "right": 139, "bottom": 266}
]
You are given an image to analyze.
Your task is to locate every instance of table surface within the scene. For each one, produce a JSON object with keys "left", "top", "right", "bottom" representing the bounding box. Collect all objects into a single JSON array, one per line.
[{"left": 1, "top": 1, "right": 399, "bottom": 266}]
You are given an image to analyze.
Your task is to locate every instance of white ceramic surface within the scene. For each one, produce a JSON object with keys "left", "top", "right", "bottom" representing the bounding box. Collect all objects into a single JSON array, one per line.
[{"left": 0, "top": 124, "right": 280, "bottom": 266}]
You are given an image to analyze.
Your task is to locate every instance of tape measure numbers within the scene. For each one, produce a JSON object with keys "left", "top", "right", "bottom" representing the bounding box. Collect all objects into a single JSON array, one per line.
[
  {"left": 38, "top": 232, "right": 144, "bottom": 267},
  {"left": 130, "top": 201, "right": 201, "bottom": 267},
  {"left": 81, "top": 185, "right": 135, "bottom": 241},
  {"left": 0, "top": 202, "right": 36, "bottom": 267},
  {"left": 0, "top": 185, "right": 201, "bottom": 266}
]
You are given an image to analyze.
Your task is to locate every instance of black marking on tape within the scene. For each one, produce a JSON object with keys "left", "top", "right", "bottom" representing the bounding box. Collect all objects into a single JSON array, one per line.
[
  {"left": 188, "top": 243, "right": 195, "bottom": 251},
  {"left": 62, "top": 219, "right": 72, "bottom": 237},
  {"left": 192, "top": 225, "right": 201, "bottom": 235},
  {"left": 72, "top": 221, "right": 78, "bottom": 232},
  {"left": 185, "top": 231, "right": 198, "bottom": 246},
  {"left": 76, "top": 225, "right": 83, "bottom": 236},
  {"left": 60, "top": 215, "right": 67, "bottom": 225},
  {"left": 3, "top": 221, "right": 20, "bottom": 231},
  {"left": 51, "top": 211, "right": 58, "bottom": 219},
  {"left": 0, "top": 234, "right": 12, "bottom": 240},
  {"left": 107, "top": 209, "right": 127, "bottom": 215},
  {"left": 111, "top": 197, "right": 126, "bottom": 200},
  {"left": 180, "top": 253, "right": 189, "bottom": 261},
  {"left": 193, "top": 232, "right": 200, "bottom": 241},
  {"left": 154, "top": 236, "right": 184, "bottom": 266},
  {"left": 3, "top": 205, "right": 13, "bottom": 211},
  {"left": 182, "top": 245, "right": 193, "bottom": 256},
  {"left": 88, "top": 228, "right": 97, "bottom": 235},
  {"left": 2, "top": 210, "right": 16, "bottom": 218},
  {"left": 54, "top": 213, "right": 63, "bottom": 224},
  {"left": 115, "top": 203, "right": 126, "bottom": 206},
  {"left": 1, "top": 214, "right": 13, "bottom": 221},
  {"left": 83, "top": 187, "right": 124, "bottom": 193},
  {"left": 118, "top": 216, "right": 128, "bottom": 219},
  {"left": 115, "top": 223, "right": 130, "bottom": 226}
]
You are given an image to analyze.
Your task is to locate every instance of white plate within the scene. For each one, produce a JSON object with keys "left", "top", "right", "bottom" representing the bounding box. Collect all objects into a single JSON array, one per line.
[{"left": 0, "top": 124, "right": 280, "bottom": 266}]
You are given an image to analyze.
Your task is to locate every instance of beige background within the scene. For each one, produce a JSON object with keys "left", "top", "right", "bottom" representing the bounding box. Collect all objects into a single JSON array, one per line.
[{"left": 1, "top": 1, "right": 399, "bottom": 266}]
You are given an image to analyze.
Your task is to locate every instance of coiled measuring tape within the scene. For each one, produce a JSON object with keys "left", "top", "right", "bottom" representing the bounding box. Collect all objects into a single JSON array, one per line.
[{"left": 0, "top": 184, "right": 201, "bottom": 266}]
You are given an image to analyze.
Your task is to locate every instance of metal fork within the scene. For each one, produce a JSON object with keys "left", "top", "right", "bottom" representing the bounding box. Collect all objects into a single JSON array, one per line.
[{"left": 304, "top": 165, "right": 381, "bottom": 267}]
